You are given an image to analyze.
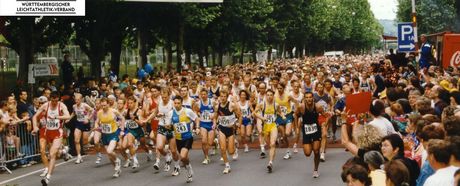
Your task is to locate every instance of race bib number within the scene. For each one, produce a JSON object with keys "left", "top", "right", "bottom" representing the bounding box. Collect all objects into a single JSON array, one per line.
[
  {"left": 242, "top": 109, "right": 250, "bottom": 117},
  {"left": 280, "top": 106, "right": 288, "bottom": 115},
  {"left": 76, "top": 112, "right": 86, "bottom": 122},
  {"left": 266, "top": 114, "right": 275, "bottom": 124},
  {"left": 201, "top": 111, "right": 212, "bottom": 121},
  {"left": 126, "top": 120, "right": 138, "bottom": 129},
  {"left": 304, "top": 123, "right": 318, "bottom": 135},
  {"left": 219, "top": 117, "right": 230, "bottom": 127},
  {"left": 174, "top": 122, "right": 189, "bottom": 133},
  {"left": 46, "top": 120, "right": 59, "bottom": 130},
  {"left": 101, "top": 124, "right": 112, "bottom": 134}
]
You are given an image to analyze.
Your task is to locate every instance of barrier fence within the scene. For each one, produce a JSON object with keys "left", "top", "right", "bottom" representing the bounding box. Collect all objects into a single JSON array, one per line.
[{"left": 1, "top": 121, "right": 40, "bottom": 174}]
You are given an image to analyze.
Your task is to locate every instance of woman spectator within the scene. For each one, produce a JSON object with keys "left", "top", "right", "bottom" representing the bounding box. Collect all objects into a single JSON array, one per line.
[
  {"left": 369, "top": 99, "right": 396, "bottom": 136},
  {"left": 342, "top": 165, "right": 372, "bottom": 186},
  {"left": 381, "top": 134, "right": 420, "bottom": 186},
  {"left": 340, "top": 114, "right": 383, "bottom": 159},
  {"left": 363, "top": 151, "right": 386, "bottom": 186}
]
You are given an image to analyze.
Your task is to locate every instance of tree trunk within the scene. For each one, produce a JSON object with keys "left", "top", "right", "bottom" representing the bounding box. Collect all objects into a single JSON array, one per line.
[
  {"left": 176, "top": 20, "right": 184, "bottom": 72},
  {"left": 138, "top": 27, "right": 148, "bottom": 69},
  {"left": 204, "top": 46, "right": 209, "bottom": 67},
  {"left": 185, "top": 48, "right": 191, "bottom": 66},
  {"left": 239, "top": 40, "right": 245, "bottom": 64},
  {"left": 166, "top": 40, "right": 173, "bottom": 72},
  {"left": 218, "top": 49, "right": 223, "bottom": 67},
  {"left": 211, "top": 50, "right": 216, "bottom": 67},
  {"left": 17, "top": 17, "right": 34, "bottom": 85},
  {"left": 267, "top": 46, "right": 272, "bottom": 62},
  {"left": 109, "top": 32, "right": 123, "bottom": 77},
  {"left": 252, "top": 50, "right": 257, "bottom": 63},
  {"left": 198, "top": 47, "right": 204, "bottom": 68}
]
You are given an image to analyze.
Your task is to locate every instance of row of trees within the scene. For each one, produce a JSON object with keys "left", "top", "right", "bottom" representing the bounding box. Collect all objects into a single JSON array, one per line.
[{"left": 0, "top": 0, "right": 382, "bottom": 83}]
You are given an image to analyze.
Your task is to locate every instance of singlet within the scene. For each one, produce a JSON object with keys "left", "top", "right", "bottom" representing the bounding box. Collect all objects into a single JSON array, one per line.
[
  {"left": 209, "top": 86, "right": 220, "bottom": 99},
  {"left": 302, "top": 104, "right": 319, "bottom": 135},
  {"left": 217, "top": 102, "right": 237, "bottom": 128},
  {"left": 98, "top": 109, "right": 118, "bottom": 134},
  {"left": 360, "top": 78, "right": 372, "bottom": 92},
  {"left": 189, "top": 89, "right": 199, "bottom": 100},
  {"left": 240, "top": 101, "right": 251, "bottom": 124},
  {"left": 45, "top": 103, "right": 63, "bottom": 130},
  {"left": 303, "top": 82, "right": 313, "bottom": 93},
  {"left": 257, "top": 93, "right": 266, "bottom": 104},
  {"left": 158, "top": 99, "right": 173, "bottom": 126},
  {"left": 182, "top": 97, "right": 193, "bottom": 109},
  {"left": 314, "top": 92, "right": 331, "bottom": 112},
  {"left": 172, "top": 109, "right": 193, "bottom": 140},
  {"left": 275, "top": 93, "right": 292, "bottom": 115},
  {"left": 262, "top": 102, "right": 276, "bottom": 125},
  {"left": 199, "top": 99, "right": 214, "bottom": 125},
  {"left": 73, "top": 103, "right": 89, "bottom": 123},
  {"left": 290, "top": 92, "right": 303, "bottom": 111},
  {"left": 125, "top": 108, "right": 140, "bottom": 129}
]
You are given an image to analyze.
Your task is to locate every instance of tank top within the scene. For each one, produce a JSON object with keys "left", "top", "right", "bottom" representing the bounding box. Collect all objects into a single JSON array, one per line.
[
  {"left": 73, "top": 103, "right": 88, "bottom": 123},
  {"left": 125, "top": 108, "right": 140, "bottom": 129},
  {"left": 172, "top": 109, "right": 192, "bottom": 140},
  {"left": 209, "top": 86, "right": 220, "bottom": 99},
  {"left": 217, "top": 102, "right": 237, "bottom": 127},
  {"left": 199, "top": 99, "right": 214, "bottom": 125},
  {"left": 98, "top": 109, "right": 118, "bottom": 134},
  {"left": 240, "top": 101, "right": 251, "bottom": 123},
  {"left": 262, "top": 102, "right": 276, "bottom": 125},
  {"left": 189, "top": 89, "right": 199, "bottom": 100},
  {"left": 45, "top": 103, "right": 62, "bottom": 130},
  {"left": 275, "top": 94, "right": 291, "bottom": 115},
  {"left": 182, "top": 97, "right": 193, "bottom": 109},
  {"left": 158, "top": 99, "right": 173, "bottom": 126},
  {"left": 302, "top": 103, "right": 319, "bottom": 135},
  {"left": 360, "top": 79, "right": 371, "bottom": 92}
]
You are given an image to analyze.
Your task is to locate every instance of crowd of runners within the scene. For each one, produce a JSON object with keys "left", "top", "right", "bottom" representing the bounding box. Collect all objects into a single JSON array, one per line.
[{"left": 1, "top": 54, "right": 460, "bottom": 186}]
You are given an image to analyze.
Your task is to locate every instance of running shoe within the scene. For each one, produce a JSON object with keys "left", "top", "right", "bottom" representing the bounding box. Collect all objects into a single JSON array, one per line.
[
  {"left": 75, "top": 156, "right": 83, "bottom": 164},
  {"left": 113, "top": 168, "right": 121, "bottom": 178},
  {"left": 186, "top": 165, "right": 193, "bottom": 183},
  {"left": 313, "top": 170, "right": 320, "bottom": 178},
  {"left": 210, "top": 147, "right": 216, "bottom": 156},
  {"left": 244, "top": 144, "right": 249, "bottom": 153},
  {"left": 172, "top": 166, "right": 180, "bottom": 176},
  {"left": 232, "top": 149, "right": 238, "bottom": 161},
  {"left": 123, "top": 159, "right": 131, "bottom": 168},
  {"left": 40, "top": 168, "right": 48, "bottom": 177},
  {"left": 223, "top": 166, "right": 231, "bottom": 174},
  {"left": 41, "top": 177, "right": 49, "bottom": 186},
  {"left": 267, "top": 162, "right": 273, "bottom": 173},
  {"left": 283, "top": 151, "right": 291, "bottom": 160},
  {"left": 202, "top": 157, "right": 210, "bottom": 165},
  {"left": 260, "top": 151, "right": 266, "bottom": 159},
  {"left": 153, "top": 161, "right": 160, "bottom": 171},
  {"left": 320, "top": 152, "right": 326, "bottom": 162},
  {"left": 147, "top": 150, "right": 153, "bottom": 162},
  {"left": 132, "top": 159, "right": 139, "bottom": 169},
  {"left": 164, "top": 154, "right": 172, "bottom": 172},
  {"left": 293, "top": 143, "right": 298, "bottom": 153}
]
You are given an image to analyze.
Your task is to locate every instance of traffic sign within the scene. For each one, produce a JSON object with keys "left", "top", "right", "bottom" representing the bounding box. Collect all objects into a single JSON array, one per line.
[{"left": 397, "top": 22, "right": 416, "bottom": 52}]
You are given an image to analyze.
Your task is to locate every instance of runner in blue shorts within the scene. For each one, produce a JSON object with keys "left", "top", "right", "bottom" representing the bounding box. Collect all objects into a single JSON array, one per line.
[
  {"left": 193, "top": 88, "right": 217, "bottom": 165},
  {"left": 69, "top": 93, "right": 94, "bottom": 164},
  {"left": 238, "top": 90, "right": 254, "bottom": 153}
]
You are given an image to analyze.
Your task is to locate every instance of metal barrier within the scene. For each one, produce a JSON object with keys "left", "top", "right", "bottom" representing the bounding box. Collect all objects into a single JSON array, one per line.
[{"left": 0, "top": 121, "right": 40, "bottom": 174}]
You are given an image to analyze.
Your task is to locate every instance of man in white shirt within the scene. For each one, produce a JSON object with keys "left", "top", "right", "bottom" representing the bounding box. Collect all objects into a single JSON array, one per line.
[{"left": 424, "top": 139, "right": 459, "bottom": 186}]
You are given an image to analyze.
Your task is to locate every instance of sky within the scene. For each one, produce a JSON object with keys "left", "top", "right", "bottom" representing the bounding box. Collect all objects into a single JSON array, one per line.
[{"left": 368, "top": 0, "right": 398, "bottom": 20}]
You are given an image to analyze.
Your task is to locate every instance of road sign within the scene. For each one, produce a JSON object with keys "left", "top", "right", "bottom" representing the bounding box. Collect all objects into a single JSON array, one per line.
[{"left": 398, "top": 22, "right": 416, "bottom": 52}]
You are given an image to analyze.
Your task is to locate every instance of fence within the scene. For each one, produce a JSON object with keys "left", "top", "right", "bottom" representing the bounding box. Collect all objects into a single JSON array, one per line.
[{"left": 0, "top": 121, "right": 40, "bottom": 174}]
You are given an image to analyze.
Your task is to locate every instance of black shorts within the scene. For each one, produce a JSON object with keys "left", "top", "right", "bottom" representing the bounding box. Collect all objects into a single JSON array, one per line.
[
  {"left": 176, "top": 138, "right": 193, "bottom": 151},
  {"left": 218, "top": 125, "right": 234, "bottom": 138},
  {"left": 303, "top": 131, "right": 322, "bottom": 144},
  {"left": 75, "top": 122, "right": 91, "bottom": 132},
  {"left": 158, "top": 125, "right": 174, "bottom": 140}
]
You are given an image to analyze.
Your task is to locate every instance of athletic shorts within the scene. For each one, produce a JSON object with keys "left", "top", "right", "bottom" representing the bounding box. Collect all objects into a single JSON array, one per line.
[
  {"left": 150, "top": 119, "right": 159, "bottom": 133},
  {"left": 75, "top": 121, "right": 91, "bottom": 132},
  {"left": 276, "top": 113, "right": 294, "bottom": 126},
  {"left": 43, "top": 129, "right": 64, "bottom": 144},
  {"left": 158, "top": 125, "right": 174, "bottom": 140},
  {"left": 127, "top": 127, "right": 145, "bottom": 140},
  {"left": 242, "top": 117, "right": 252, "bottom": 126},
  {"left": 263, "top": 123, "right": 277, "bottom": 136},
  {"left": 318, "top": 113, "right": 330, "bottom": 126},
  {"left": 116, "top": 128, "right": 128, "bottom": 137},
  {"left": 176, "top": 138, "right": 193, "bottom": 151},
  {"left": 102, "top": 131, "right": 120, "bottom": 146},
  {"left": 200, "top": 122, "right": 213, "bottom": 132},
  {"left": 302, "top": 123, "right": 322, "bottom": 144},
  {"left": 218, "top": 125, "right": 234, "bottom": 138}
]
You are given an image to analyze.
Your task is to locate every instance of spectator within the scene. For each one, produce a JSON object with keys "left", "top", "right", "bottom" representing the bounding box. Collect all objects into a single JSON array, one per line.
[
  {"left": 416, "top": 124, "right": 446, "bottom": 186},
  {"left": 16, "top": 90, "right": 30, "bottom": 116},
  {"left": 384, "top": 160, "right": 411, "bottom": 186},
  {"left": 369, "top": 99, "right": 396, "bottom": 136},
  {"left": 363, "top": 151, "right": 386, "bottom": 186},
  {"left": 419, "top": 34, "right": 435, "bottom": 69},
  {"left": 424, "top": 139, "right": 459, "bottom": 186},
  {"left": 342, "top": 165, "right": 372, "bottom": 186},
  {"left": 61, "top": 54, "right": 74, "bottom": 89}
]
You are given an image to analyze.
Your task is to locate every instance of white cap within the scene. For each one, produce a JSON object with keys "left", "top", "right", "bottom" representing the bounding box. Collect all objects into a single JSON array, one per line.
[
  {"left": 107, "top": 95, "right": 116, "bottom": 100},
  {"left": 38, "top": 96, "right": 48, "bottom": 103}
]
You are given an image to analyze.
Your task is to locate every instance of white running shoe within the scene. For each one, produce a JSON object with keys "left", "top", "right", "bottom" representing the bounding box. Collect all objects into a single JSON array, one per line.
[
  {"left": 147, "top": 150, "right": 153, "bottom": 162},
  {"left": 40, "top": 168, "right": 48, "bottom": 177},
  {"left": 132, "top": 159, "right": 139, "bottom": 169},
  {"left": 244, "top": 144, "right": 249, "bottom": 153},
  {"left": 172, "top": 166, "right": 180, "bottom": 176},
  {"left": 185, "top": 165, "right": 193, "bottom": 183},
  {"left": 75, "top": 156, "right": 83, "bottom": 164},
  {"left": 153, "top": 161, "right": 160, "bottom": 171},
  {"left": 95, "top": 156, "right": 102, "bottom": 164},
  {"left": 260, "top": 151, "right": 266, "bottom": 159},
  {"left": 293, "top": 143, "right": 298, "bottom": 153},
  {"left": 41, "top": 176, "right": 50, "bottom": 186},
  {"left": 232, "top": 149, "right": 238, "bottom": 161},
  {"left": 267, "top": 162, "right": 273, "bottom": 173},
  {"left": 283, "top": 151, "right": 291, "bottom": 160},
  {"left": 320, "top": 152, "right": 326, "bottom": 162},
  {"left": 313, "top": 170, "right": 320, "bottom": 178},
  {"left": 210, "top": 148, "right": 216, "bottom": 156},
  {"left": 223, "top": 166, "right": 231, "bottom": 174},
  {"left": 113, "top": 168, "right": 121, "bottom": 178},
  {"left": 202, "top": 158, "right": 210, "bottom": 165},
  {"left": 123, "top": 159, "right": 131, "bottom": 168},
  {"left": 115, "top": 158, "right": 121, "bottom": 170}
]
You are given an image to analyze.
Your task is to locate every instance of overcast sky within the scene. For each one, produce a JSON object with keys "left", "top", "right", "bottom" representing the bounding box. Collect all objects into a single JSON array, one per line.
[{"left": 368, "top": 0, "right": 398, "bottom": 20}]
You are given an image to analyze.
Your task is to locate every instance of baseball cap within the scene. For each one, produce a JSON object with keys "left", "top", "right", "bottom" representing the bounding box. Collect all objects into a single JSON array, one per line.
[{"left": 38, "top": 96, "right": 48, "bottom": 103}]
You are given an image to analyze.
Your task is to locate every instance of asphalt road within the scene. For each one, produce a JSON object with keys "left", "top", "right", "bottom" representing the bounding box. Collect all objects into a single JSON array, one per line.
[{"left": 0, "top": 148, "right": 351, "bottom": 186}]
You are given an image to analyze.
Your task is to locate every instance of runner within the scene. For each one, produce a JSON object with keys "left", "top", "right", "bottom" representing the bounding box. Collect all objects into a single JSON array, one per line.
[
  {"left": 91, "top": 98, "right": 104, "bottom": 165},
  {"left": 295, "top": 92, "right": 323, "bottom": 178},
  {"left": 193, "top": 88, "right": 217, "bottom": 165},
  {"left": 313, "top": 82, "right": 333, "bottom": 162},
  {"left": 122, "top": 96, "right": 145, "bottom": 169},
  {"left": 254, "top": 89, "right": 284, "bottom": 173},
  {"left": 94, "top": 97, "right": 125, "bottom": 178},
  {"left": 215, "top": 90, "right": 241, "bottom": 174},
  {"left": 69, "top": 93, "right": 94, "bottom": 164},
  {"left": 274, "top": 82, "right": 296, "bottom": 160},
  {"left": 167, "top": 96, "right": 200, "bottom": 182},
  {"left": 255, "top": 82, "right": 268, "bottom": 158},
  {"left": 238, "top": 90, "right": 254, "bottom": 153},
  {"left": 32, "top": 92, "right": 71, "bottom": 186},
  {"left": 289, "top": 80, "right": 303, "bottom": 153}
]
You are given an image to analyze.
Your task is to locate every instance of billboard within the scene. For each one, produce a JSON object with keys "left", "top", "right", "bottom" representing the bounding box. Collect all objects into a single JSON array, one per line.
[{"left": 442, "top": 34, "right": 460, "bottom": 68}]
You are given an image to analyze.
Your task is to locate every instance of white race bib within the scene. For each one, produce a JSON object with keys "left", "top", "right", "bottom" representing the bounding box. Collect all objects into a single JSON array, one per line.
[
  {"left": 126, "top": 120, "right": 138, "bottom": 129},
  {"left": 46, "top": 120, "right": 59, "bottom": 130},
  {"left": 266, "top": 114, "right": 276, "bottom": 124},
  {"left": 76, "top": 112, "right": 86, "bottom": 122},
  {"left": 201, "top": 111, "right": 212, "bottom": 122},
  {"left": 242, "top": 109, "right": 250, "bottom": 117},
  {"left": 101, "top": 124, "right": 112, "bottom": 134},
  {"left": 174, "top": 122, "right": 189, "bottom": 133},
  {"left": 304, "top": 123, "right": 318, "bottom": 135},
  {"left": 280, "top": 106, "right": 288, "bottom": 115}
]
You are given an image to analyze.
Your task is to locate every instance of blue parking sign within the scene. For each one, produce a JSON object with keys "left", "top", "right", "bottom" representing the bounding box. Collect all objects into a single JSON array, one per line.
[{"left": 397, "top": 22, "right": 415, "bottom": 52}]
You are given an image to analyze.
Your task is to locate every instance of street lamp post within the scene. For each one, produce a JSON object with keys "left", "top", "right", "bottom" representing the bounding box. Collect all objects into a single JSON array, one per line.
[{"left": 411, "top": 0, "right": 419, "bottom": 71}]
